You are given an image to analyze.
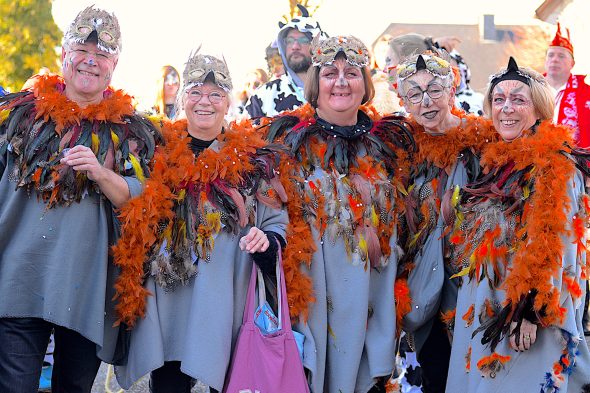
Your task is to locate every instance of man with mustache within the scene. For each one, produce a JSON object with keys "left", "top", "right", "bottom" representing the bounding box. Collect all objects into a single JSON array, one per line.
[{"left": 245, "top": 5, "right": 326, "bottom": 118}]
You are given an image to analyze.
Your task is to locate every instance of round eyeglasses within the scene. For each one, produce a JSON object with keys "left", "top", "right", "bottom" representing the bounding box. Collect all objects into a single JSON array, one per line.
[
  {"left": 404, "top": 83, "right": 447, "bottom": 104},
  {"left": 187, "top": 90, "right": 225, "bottom": 104}
]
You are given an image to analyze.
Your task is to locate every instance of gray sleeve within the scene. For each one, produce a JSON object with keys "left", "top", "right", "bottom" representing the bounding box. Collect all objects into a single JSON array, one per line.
[
  {"left": 122, "top": 176, "right": 143, "bottom": 198},
  {"left": 403, "top": 226, "right": 445, "bottom": 333},
  {"left": 255, "top": 202, "right": 288, "bottom": 241},
  {"left": 555, "top": 171, "right": 587, "bottom": 336}
]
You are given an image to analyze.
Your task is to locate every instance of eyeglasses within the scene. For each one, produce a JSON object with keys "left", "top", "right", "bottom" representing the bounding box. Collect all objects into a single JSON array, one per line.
[
  {"left": 285, "top": 36, "right": 311, "bottom": 47},
  {"left": 404, "top": 83, "right": 447, "bottom": 104},
  {"left": 186, "top": 90, "right": 225, "bottom": 104}
]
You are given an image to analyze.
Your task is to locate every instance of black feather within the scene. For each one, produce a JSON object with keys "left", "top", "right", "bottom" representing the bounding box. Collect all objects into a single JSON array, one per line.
[
  {"left": 480, "top": 302, "right": 512, "bottom": 352},
  {"left": 263, "top": 115, "right": 299, "bottom": 143}
]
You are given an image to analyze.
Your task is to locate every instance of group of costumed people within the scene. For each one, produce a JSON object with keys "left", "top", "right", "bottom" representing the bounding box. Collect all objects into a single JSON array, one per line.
[{"left": 1, "top": 5, "right": 590, "bottom": 393}]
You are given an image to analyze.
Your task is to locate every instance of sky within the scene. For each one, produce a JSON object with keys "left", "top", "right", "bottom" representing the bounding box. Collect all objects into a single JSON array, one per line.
[{"left": 51, "top": 0, "right": 564, "bottom": 109}]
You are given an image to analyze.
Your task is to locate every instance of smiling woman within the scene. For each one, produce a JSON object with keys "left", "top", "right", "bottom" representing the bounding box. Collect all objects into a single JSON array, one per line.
[
  {"left": 392, "top": 50, "right": 497, "bottom": 392},
  {"left": 446, "top": 56, "right": 590, "bottom": 393},
  {"left": 483, "top": 57, "right": 554, "bottom": 142},
  {"left": 112, "top": 50, "right": 289, "bottom": 393},
  {"left": 262, "top": 35, "right": 416, "bottom": 393}
]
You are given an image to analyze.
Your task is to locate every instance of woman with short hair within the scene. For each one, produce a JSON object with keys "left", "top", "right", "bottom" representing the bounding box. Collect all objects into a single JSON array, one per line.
[
  {"left": 392, "top": 51, "right": 496, "bottom": 392},
  {"left": 446, "top": 57, "right": 590, "bottom": 392},
  {"left": 264, "top": 35, "right": 414, "bottom": 393},
  {"left": 112, "top": 51, "right": 287, "bottom": 393}
]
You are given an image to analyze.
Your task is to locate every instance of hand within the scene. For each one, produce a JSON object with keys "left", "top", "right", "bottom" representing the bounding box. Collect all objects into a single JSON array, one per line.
[
  {"left": 433, "top": 36, "right": 461, "bottom": 52},
  {"left": 510, "top": 319, "right": 537, "bottom": 351},
  {"left": 60, "top": 145, "right": 105, "bottom": 182},
  {"left": 239, "top": 227, "right": 269, "bottom": 253}
]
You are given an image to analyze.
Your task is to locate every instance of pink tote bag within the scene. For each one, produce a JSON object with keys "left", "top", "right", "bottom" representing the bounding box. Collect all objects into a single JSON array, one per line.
[{"left": 223, "top": 248, "right": 310, "bottom": 393}]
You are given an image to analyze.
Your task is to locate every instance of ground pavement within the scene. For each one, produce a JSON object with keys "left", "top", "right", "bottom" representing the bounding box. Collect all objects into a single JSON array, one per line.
[
  {"left": 91, "top": 363, "right": 208, "bottom": 393},
  {"left": 88, "top": 336, "right": 590, "bottom": 392}
]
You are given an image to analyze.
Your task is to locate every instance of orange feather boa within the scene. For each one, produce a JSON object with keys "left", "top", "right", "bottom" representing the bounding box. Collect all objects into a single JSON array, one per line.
[
  {"left": 478, "top": 120, "right": 580, "bottom": 327},
  {"left": 409, "top": 109, "right": 498, "bottom": 171},
  {"left": 112, "top": 118, "right": 278, "bottom": 326},
  {"left": 27, "top": 74, "right": 134, "bottom": 133}
]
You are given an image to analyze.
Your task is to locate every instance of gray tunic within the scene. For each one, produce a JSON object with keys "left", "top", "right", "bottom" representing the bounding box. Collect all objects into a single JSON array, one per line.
[
  {"left": 293, "top": 166, "right": 399, "bottom": 393},
  {"left": 0, "top": 151, "right": 142, "bottom": 359},
  {"left": 446, "top": 172, "right": 590, "bottom": 392},
  {"left": 403, "top": 161, "right": 468, "bottom": 352},
  {"left": 114, "top": 204, "right": 287, "bottom": 391}
]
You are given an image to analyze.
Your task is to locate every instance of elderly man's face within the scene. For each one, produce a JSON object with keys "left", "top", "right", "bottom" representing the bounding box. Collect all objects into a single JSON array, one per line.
[
  {"left": 284, "top": 29, "right": 312, "bottom": 73},
  {"left": 545, "top": 47, "right": 574, "bottom": 80},
  {"left": 61, "top": 41, "right": 118, "bottom": 102}
]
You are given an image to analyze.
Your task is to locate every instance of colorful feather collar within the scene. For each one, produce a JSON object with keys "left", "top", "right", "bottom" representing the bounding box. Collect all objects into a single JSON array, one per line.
[
  {"left": 453, "top": 121, "right": 589, "bottom": 376},
  {"left": 395, "top": 111, "right": 497, "bottom": 332},
  {"left": 409, "top": 109, "right": 497, "bottom": 173},
  {"left": 0, "top": 73, "right": 157, "bottom": 207},
  {"left": 113, "top": 118, "right": 285, "bottom": 326},
  {"left": 262, "top": 104, "right": 414, "bottom": 321},
  {"left": 479, "top": 120, "right": 580, "bottom": 328},
  {"left": 399, "top": 111, "right": 496, "bottom": 272},
  {"left": 29, "top": 74, "right": 134, "bottom": 133}
]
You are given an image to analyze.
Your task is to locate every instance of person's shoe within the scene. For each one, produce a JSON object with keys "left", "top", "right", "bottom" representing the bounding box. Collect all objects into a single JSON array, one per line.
[{"left": 38, "top": 362, "right": 52, "bottom": 392}]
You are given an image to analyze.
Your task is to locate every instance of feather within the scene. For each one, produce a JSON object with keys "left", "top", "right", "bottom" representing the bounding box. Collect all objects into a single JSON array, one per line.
[
  {"left": 91, "top": 133, "right": 99, "bottom": 153},
  {"left": 480, "top": 303, "right": 511, "bottom": 352},
  {"left": 256, "top": 190, "right": 282, "bottom": 209},
  {"left": 350, "top": 174, "right": 371, "bottom": 206},
  {"left": 110, "top": 129, "right": 120, "bottom": 148},
  {"left": 363, "top": 225, "right": 382, "bottom": 268},
  {"left": 441, "top": 187, "right": 454, "bottom": 226},
  {"left": 264, "top": 115, "right": 299, "bottom": 143},
  {"left": 228, "top": 187, "right": 247, "bottom": 227},
  {"left": 128, "top": 154, "right": 145, "bottom": 182},
  {"left": 269, "top": 176, "right": 288, "bottom": 202}
]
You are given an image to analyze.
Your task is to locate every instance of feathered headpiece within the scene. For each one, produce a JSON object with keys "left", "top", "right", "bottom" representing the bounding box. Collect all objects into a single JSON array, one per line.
[
  {"left": 182, "top": 49, "right": 232, "bottom": 92},
  {"left": 549, "top": 22, "right": 574, "bottom": 57},
  {"left": 395, "top": 52, "right": 453, "bottom": 83},
  {"left": 488, "top": 57, "right": 541, "bottom": 93},
  {"left": 62, "top": 6, "right": 122, "bottom": 55},
  {"left": 311, "top": 35, "right": 369, "bottom": 67}
]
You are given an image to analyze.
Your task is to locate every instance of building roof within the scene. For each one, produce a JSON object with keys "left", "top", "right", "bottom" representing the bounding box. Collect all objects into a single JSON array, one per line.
[
  {"left": 535, "top": 0, "right": 573, "bottom": 23},
  {"left": 375, "top": 21, "right": 549, "bottom": 92}
]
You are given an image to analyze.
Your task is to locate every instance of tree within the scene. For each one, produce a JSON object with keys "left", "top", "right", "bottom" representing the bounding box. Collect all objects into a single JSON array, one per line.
[{"left": 0, "top": 0, "right": 61, "bottom": 92}]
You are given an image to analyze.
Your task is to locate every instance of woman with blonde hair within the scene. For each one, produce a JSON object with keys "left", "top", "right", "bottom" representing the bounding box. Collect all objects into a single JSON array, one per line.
[
  {"left": 154, "top": 65, "right": 180, "bottom": 119},
  {"left": 447, "top": 57, "right": 590, "bottom": 392}
]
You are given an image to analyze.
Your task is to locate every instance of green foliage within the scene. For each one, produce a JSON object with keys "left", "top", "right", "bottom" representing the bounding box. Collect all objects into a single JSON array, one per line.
[{"left": 0, "top": 0, "right": 61, "bottom": 92}]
